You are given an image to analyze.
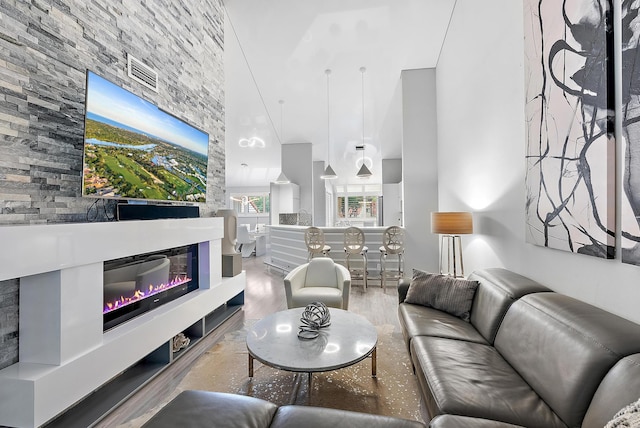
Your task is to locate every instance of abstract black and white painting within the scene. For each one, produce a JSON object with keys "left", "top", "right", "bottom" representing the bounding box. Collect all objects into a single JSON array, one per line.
[
  {"left": 524, "top": 0, "right": 615, "bottom": 258},
  {"left": 621, "top": 1, "right": 640, "bottom": 265}
]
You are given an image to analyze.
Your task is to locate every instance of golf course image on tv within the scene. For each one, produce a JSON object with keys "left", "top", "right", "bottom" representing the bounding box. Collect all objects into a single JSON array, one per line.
[{"left": 82, "top": 71, "right": 209, "bottom": 202}]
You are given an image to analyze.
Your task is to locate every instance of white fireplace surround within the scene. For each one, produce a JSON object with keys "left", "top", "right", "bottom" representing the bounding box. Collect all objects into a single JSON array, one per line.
[{"left": 0, "top": 218, "right": 245, "bottom": 428}]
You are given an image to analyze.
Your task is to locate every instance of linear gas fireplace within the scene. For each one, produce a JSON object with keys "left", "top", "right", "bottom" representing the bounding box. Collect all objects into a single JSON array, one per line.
[{"left": 103, "top": 244, "right": 199, "bottom": 331}]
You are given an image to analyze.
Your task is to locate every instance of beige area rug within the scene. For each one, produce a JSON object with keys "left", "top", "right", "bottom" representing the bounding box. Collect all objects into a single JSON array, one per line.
[{"left": 121, "top": 322, "right": 423, "bottom": 427}]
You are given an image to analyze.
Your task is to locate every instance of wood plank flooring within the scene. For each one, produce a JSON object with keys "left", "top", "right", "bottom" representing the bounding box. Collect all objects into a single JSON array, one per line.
[{"left": 94, "top": 256, "right": 401, "bottom": 428}]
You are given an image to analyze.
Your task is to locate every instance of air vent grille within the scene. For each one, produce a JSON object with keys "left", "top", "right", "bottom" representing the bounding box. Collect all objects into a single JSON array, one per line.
[{"left": 127, "top": 54, "right": 158, "bottom": 92}]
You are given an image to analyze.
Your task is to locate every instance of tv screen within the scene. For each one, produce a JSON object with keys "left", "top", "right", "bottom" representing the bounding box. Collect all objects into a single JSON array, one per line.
[{"left": 82, "top": 71, "right": 209, "bottom": 202}]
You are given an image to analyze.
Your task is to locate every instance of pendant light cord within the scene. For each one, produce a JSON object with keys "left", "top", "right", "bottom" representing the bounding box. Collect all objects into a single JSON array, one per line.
[
  {"left": 222, "top": 0, "right": 283, "bottom": 145},
  {"left": 361, "top": 67, "right": 366, "bottom": 163},
  {"left": 356, "top": 66, "right": 371, "bottom": 178},
  {"left": 280, "top": 99, "right": 284, "bottom": 141}
]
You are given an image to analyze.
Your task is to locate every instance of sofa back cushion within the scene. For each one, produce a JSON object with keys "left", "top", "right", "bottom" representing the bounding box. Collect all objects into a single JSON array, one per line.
[
  {"left": 494, "top": 293, "right": 640, "bottom": 427},
  {"left": 141, "top": 390, "right": 278, "bottom": 428},
  {"left": 273, "top": 405, "right": 427, "bottom": 427},
  {"left": 467, "top": 268, "right": 550, "bottom": 343},
  {"left": 582, "top": 353, "right": 640, "bottom": 428}
]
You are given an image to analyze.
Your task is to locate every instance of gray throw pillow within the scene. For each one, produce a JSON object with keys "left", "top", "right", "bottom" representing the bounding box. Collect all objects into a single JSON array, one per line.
[{"left": 404, "top": 269, "right": 479, "bottom": 322}]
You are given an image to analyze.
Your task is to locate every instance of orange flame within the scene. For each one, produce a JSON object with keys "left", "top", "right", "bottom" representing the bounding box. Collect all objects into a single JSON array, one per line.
[{"left": 103, "top": 275, "right": 192, "bottom": 314}]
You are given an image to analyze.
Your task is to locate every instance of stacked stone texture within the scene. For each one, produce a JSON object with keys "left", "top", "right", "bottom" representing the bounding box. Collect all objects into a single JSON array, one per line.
[{"left": 0, "top": 0, "right": 225, "bottom": 369}]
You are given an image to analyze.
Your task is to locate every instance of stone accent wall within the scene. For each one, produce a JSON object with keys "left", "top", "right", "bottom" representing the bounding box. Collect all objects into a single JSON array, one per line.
[
  {"left": 0, "top": 279, "right": 18, "bottom": 368},
  {"left": 0, "top": 0, "right": 225, "bottom": 369}
]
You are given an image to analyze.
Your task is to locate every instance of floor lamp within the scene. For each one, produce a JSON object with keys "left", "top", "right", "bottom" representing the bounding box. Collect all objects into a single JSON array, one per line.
[{"left": 431, "top": 212, "right": 473, "bottom": 278}]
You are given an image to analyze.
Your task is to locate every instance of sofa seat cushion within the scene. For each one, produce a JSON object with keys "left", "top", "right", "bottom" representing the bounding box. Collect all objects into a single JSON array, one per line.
[
  {"left": 429, "top": 414, "right": 524, "bottom": 428},
  {"left": 398, "top": 303, "right": 487, "bottom": 350},
  {"left": 292, "top": 287, "right": 344, "bottom": 308},
  {"left": 272, "top": 405, "right": 425, "bottom": 427},
  {"left": 141, "top": 390, "right": 278, "bottom": 428},
  {"left": 410, "top": 336, "right": 566, "bottom": 428}
]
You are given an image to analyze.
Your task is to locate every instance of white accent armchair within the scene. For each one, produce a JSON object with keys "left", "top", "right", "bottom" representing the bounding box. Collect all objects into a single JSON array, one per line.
[{"left": 283, "top": 258, "right": 351, "bottom": 309}]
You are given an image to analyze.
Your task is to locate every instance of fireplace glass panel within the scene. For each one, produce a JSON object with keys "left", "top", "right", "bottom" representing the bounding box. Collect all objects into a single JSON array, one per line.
[{"left": 103, "top": 244, "right": 198, "bottom": 331}]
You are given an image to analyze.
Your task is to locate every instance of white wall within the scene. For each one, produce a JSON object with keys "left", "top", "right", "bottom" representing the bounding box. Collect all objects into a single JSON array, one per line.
[{"left": 437, "top": 0, "right": 640, "bottom": 323}]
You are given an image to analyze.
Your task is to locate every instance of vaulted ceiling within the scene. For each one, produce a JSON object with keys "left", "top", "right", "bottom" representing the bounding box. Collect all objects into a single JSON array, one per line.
[{"left": 223, "top": 0, "right": 457, "bottom": 187}]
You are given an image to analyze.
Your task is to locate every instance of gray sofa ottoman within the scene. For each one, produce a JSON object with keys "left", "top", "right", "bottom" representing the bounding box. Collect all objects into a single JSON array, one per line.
[
  {"left": 398, "top": 268, "right": 640, "bottom": 427},
  {"left": 142, "top": 390, "right": 426, "bottom": 428}
]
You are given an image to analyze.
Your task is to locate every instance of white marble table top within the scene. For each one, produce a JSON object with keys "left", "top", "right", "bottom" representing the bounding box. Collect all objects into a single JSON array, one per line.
[{"left": 246, "top": 308, "right": 377, "bottom": 373}]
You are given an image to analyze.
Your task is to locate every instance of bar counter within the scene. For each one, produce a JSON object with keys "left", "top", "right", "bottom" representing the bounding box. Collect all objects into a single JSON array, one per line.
[{"left": 267, "top": 225, "right": 402, "bottom": 278}]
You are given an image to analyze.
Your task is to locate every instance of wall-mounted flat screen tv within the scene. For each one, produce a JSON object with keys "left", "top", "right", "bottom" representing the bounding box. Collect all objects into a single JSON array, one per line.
[{"left": 82, "top": 71, "right": 209, "bottom": 202}]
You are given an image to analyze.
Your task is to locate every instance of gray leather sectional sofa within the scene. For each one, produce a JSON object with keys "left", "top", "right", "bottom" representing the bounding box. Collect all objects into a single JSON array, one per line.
[
  {"left": 141, "top": 390, "right": 426, "bottom": 427},
  {"left": 398, "top": 268, "right": 640, "bottom": 427}
]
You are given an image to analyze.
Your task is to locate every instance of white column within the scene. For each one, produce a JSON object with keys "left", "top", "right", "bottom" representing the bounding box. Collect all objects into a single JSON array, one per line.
[
  {"left": 198, "top": 239, "right": 222, "bottom": 290},
  {"left": 20, "top": 264, "right": 103, "bottom": 365},
  {"left": 401, "top": 68, "right": 440, "bottom": 274},
  {"left": 282, "top": 143, "right": 313, "bottom": 214}
]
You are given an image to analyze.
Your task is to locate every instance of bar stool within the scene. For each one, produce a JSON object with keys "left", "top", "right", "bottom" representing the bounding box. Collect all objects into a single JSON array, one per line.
[
  {"left": 304, "top": 226, "right": 331, "bottom": 261},
  {"left": 379, "top": 226, "right": 405, "bottom": 292},
  {"left": 344, "top": 226, "right": 368, "bottom": 291}
]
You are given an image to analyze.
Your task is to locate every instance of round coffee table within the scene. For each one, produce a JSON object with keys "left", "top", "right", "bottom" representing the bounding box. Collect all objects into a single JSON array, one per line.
[{"left": 246, "top": 308, "right": 377, "bottom": 383}]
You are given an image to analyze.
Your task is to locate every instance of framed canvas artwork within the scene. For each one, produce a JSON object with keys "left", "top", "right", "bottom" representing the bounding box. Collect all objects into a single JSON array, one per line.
[
  {"left": 620, "top": 1, "right": 640, "bottom": 265},
  {"left": 524, "top": 0, "right": 615, "bottom": 258}
]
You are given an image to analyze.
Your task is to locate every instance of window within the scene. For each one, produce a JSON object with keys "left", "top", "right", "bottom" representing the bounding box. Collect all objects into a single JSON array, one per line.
[
  {"left": 231, "top": 194, "right": 270, "bottom": 215},
  {"left": 336, "top": 184, "right": 379, "bottom": 226},
  {"left": 337, "top": 195, "right": 378, "bottom": 219}
]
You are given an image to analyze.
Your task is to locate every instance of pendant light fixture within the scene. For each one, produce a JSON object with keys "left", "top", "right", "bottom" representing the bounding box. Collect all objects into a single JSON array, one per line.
[
  {"left": 357, "top": 66, "right": 372, "bottom": 178},
  {"left": 275, "top": 99, "right": 290, "bottom": 184},
  {"left": 320, "top": 69, "right": 338, "bottom": 179}
]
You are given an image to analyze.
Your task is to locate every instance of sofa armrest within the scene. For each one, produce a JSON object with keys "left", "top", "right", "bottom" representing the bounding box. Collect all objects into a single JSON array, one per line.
[
  {"left": 283, "top": 264, "right": 308, "bottom": 308},
  {"left": 398, "top": 278, "right": 411, "bottom": 303},
  {"left": 335, "top": 263, "right": 352, "bottom": 310}
]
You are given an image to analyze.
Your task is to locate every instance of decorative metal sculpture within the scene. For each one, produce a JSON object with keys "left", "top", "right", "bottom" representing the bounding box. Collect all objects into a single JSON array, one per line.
[
  {"left": 297, "top": 301, "right": 331, "bottom": 339},
  {"left": 172, "top": 332, "right": 190, "bottom": 352}
]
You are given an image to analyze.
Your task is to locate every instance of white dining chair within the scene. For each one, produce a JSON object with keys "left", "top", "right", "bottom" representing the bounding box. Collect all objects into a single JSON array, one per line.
[{"left": 236, "top": 224, "right": 256, "bottom": 258}]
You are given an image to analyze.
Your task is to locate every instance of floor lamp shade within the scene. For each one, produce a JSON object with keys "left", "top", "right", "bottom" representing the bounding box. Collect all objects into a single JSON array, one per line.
[
  {"left": 431, "top": 212, "right": 473, "bottom": 235},
  {"left": 431, "top": 212, "right": 473, "bottom": 278}
]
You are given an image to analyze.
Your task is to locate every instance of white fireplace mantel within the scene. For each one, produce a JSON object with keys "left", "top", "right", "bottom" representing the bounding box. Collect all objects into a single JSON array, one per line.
[
  {"left": 0, "top": 217, "right": 223, "bottom": 282},
  {"left": 0, "top": 218, "right": 245, "bottom": 428}
]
